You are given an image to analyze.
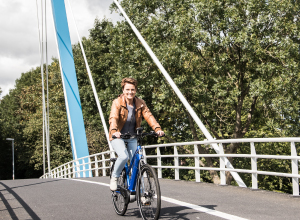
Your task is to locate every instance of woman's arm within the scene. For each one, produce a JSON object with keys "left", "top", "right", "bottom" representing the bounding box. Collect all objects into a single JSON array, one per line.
[
  {"left": 141, "top": 100, "right": 164, "bottom": 136},
  {"left": 109, "top": 99, "right": 121, "bottom": 136}
]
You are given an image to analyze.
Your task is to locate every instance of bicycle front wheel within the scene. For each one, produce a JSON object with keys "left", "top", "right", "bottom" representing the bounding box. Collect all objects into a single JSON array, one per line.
[
  {"left": 111, "top": 169, "right": 128, "bottom": 215},
  {"left": 137, "top": 164, "right": 161, "bottom": 220}
]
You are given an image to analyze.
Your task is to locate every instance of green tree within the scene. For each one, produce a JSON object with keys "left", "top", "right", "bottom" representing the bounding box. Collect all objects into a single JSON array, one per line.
[
  {"left": 19, "top": 62, "right": 72, "bottom": 173},
  {"left": 109, "top": 0, "right": 300, "bottom": 187},
  {"left": 0, "top": 63, "right": 73, "bottom": 179}
]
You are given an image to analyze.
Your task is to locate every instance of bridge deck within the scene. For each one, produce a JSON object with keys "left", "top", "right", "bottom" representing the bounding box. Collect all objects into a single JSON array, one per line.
[{"left": 0, "top": 177, "right": 299, "bottom": 219}]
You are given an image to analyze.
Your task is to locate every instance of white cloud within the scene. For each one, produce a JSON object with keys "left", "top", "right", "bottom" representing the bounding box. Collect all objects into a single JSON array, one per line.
[{"left": 0, "top": 0, "right": 122, "bottom": 98}]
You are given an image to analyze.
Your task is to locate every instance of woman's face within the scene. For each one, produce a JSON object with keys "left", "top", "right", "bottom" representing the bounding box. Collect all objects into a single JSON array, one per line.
[{"left": 123, "top": 83, "right": 136, "bottom": 101}]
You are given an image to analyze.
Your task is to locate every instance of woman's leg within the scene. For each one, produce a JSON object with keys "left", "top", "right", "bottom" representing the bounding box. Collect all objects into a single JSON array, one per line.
[
  {"left": 125, "top": 138, "right": 137, "bottom": 162},
  {"left": 111, "top": 138, "right": 129, "bottom": 178}
]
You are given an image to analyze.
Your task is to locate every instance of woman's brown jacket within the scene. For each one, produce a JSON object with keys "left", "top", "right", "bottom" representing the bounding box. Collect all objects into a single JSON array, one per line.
[{"left": 109, "top": 94, "right": 161, "bottom": 141}]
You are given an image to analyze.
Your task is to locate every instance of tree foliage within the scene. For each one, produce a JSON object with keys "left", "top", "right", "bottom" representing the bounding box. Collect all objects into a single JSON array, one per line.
[{"left": 0, "top": 0, "right": 299, "bottom": 193}]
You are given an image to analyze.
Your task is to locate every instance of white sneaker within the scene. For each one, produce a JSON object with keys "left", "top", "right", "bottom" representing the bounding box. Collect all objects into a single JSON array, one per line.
[
  {"left": 110, "top": 177, "right": 118, "bottom": 191},
  {"left": 141, "top": 196, "right": 151, "bottom": 205}
]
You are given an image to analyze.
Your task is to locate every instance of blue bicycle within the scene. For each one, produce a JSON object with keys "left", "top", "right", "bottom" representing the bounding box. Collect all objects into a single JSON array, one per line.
[{"left": 110, "top": 127, "right": 162, "bottom": 220}]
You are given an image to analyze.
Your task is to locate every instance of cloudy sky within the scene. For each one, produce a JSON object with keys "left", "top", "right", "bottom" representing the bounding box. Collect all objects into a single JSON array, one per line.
[{"left": 0, "top": 0, "right": 122, "bottom": 98}]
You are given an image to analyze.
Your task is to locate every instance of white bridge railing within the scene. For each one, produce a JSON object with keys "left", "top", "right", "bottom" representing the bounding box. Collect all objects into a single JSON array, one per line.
[{"left": 40, "top": 137, "right": 300, "bottom": 196}]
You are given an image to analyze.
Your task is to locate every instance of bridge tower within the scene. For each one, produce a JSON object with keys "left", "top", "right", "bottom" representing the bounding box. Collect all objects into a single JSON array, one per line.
[{"left": 50, "top": 0, "right": 90, "bottom": 176}]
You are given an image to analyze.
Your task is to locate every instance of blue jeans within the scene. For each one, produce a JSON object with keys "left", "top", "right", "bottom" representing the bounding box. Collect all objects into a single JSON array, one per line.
[{"left": 111, "top": 138, "right": 137, "bottom": 178}]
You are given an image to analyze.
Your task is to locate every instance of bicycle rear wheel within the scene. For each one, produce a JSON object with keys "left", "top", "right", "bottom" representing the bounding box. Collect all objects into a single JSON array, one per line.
[
  {"left": 137, "top": 164, "right": 161, "bottom": 220},
  {"left": 111, "top": 169, "right": 128, "bottom": 215}
]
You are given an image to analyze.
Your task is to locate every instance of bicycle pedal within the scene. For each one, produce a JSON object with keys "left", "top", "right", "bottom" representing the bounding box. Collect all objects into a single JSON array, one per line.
[{"left": 141, "top": 196, "right": 151, "bottom": 206}]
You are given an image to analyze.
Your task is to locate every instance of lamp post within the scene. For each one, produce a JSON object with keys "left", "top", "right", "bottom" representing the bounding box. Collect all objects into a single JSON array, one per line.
[{"left": 6, "top": 138, "right": 14, "bottom": 180}]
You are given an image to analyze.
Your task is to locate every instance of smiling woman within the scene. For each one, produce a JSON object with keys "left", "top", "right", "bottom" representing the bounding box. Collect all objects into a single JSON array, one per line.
[{"left": 108, "top": 77, "right": 164, "bottom": 191}]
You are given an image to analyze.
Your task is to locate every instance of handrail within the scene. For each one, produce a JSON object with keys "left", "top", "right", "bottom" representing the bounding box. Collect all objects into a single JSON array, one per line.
[
  {"left": 143, "top": 137, "right": 300, "bottom": 148},
  {"left": 40, "top": 137, "right": 299, "bottom": 196}
]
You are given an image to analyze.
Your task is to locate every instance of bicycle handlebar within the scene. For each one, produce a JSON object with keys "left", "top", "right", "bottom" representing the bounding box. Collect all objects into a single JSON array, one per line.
[{"left": 112, "top": 131, "right": 165, "bottom": 139}]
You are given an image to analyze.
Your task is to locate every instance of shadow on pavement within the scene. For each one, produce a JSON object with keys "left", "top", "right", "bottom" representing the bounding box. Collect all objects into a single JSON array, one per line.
[
  {"left": 0, "top": 179, "right": 64, "bottom": 191},
  {"left": 160, "top": 205, "right": 209, "bottom": 219},
  {"left": 0, "top": 182, "right": 41, "bottom": 220},
  {"left": 120, "top": 204, "right": 211, "bottom": 219}
]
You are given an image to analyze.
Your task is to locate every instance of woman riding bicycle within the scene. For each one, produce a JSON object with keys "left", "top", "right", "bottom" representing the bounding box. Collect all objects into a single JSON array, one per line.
[{"left": 109, "top": 77, "right": 164, "bottom": 191}]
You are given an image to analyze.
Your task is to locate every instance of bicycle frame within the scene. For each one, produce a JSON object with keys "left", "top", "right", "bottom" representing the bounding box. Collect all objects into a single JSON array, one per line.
[
  {"left": 124, "top": 144, "right": 143, "bottom": 192},
  {"left": 112, "top": 129, "right": 159, "bottom": 195},
  {"left": 111, "top": 129, "right": 162, "bottom": 219}
]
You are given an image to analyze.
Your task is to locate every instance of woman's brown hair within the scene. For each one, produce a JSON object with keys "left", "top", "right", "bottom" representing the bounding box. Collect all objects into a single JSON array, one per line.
[{"left": 121, "top": 77, "right": 138, "bottom": 90}]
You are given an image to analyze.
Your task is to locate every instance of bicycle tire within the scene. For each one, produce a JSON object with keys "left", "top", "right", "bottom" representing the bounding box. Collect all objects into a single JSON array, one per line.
[
  {"left": 137, "top": 164, "right": 161, "bottom": 220},
  {"left": 111, "top": 169, "right": 128, "bottom": 215}
]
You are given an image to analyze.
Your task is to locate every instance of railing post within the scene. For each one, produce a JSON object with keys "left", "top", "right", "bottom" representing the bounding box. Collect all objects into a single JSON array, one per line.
[
  {"left": 143, "top": 147, "right": 147, "bottom": 164},
  {"left": 174, "top": 146, "right": 179, "bottom": 180},
  {"left": 157, "top": 147, "right": 162, "bottom": 179},
  {"left": 72, "top": 162, "right": 75, "bottom": 178},
  {"left": 64, "top": 165, "right": 66, "bottom": 178},
  {"left": 82, "top": 159, "right": 86, "bottom": 178},
  {"left": 102, "top": 154, "right": 106, "bottom": 176},
  {"left": 74, "top": 162, "right": 77, "bottom": 178},
  {"left": 73, "top": 162, "right": 76, "bottom": 178},
  {"left": 75, "top": 161, "right": 80, "bottom": 178},
  {"left": 68, "top": 163, "right": 71, "bottom": 178},
  {"left": 291, "top": 142, "right": 299, "bottom": 196},
  {"left": 95, "top": 156, "right": 99, "bottom": 177},
  {"left": 251, "top": 142, "right": 258, "bottom": 190},
  {"left": 110, "top": 151, "right": 116, "bottom": 159},
  {"left": 194, "top": 144, "right": 201, "bottom": 182},
  {"left": 78, "top": 159, "right": 82, "bottom": 178},
  {"left": 88, "top": 157, "right": 92, "bottom": 177},
  {"left": 219, "top": 143, "right": 226, "bottom": 185}
]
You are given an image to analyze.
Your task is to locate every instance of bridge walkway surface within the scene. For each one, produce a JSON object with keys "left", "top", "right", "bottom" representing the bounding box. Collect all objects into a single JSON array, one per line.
[{"left": 0, "top": 177, "right": 299, "bottom": 219}]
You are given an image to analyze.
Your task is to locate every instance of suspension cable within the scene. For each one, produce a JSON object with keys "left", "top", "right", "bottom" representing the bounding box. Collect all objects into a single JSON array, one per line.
[
  {"left": 66, "top": 0, "right": 113, "bottom": 153},
  {"left": 44, "top": 0, "right": 51, "bottom": 174},
  {"left": 36, "top": 0, "right": 51, "bottom": 174},
  {"left": 35, "top": 0, "right": 45, "bottom": 176},
  {"left": 41, "top": 0, "right": 50, "bottom": 174},
  {"left": 41, "top": 0, "right": 51, "bottom": 175}
]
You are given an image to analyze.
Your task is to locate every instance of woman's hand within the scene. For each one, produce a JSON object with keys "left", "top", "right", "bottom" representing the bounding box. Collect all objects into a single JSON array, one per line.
[
  {"left": 156, "top": 130, "right": 165, "bottom": 137},
  {"left": 112, "top": 132, "right": 122, "bottom": 138}
]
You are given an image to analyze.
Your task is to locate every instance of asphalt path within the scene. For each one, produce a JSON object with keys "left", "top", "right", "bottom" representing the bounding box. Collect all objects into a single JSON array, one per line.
[{"left": 0, "top": 177, "right": 299, "bottom": 219}]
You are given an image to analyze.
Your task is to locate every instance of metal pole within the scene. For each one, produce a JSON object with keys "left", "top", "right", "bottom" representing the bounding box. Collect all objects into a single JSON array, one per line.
[
  {"left": 6, "top": 138, "right": 14, "bottom": 180},
  {"left": 12, "top": 140, "right": 14, "bottom": 180}
]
